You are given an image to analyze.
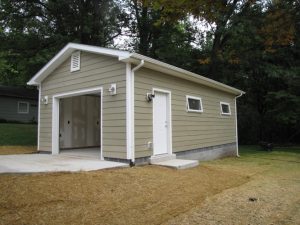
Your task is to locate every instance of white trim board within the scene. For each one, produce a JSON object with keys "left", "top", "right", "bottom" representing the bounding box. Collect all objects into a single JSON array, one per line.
[
  {"left": 51, "top": 86, "right": 103, "bottom": 159},
  {"left": 126, "top": 63, "right": 133, "bottom": 160}
]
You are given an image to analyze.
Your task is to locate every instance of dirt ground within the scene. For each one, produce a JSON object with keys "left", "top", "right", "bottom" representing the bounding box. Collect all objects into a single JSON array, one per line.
[
  {"left": 0, "top": 146, "right": 37, "bottom": 155},
  {"left": 0, "top": 147, "right": 299, "bottom": 225}
]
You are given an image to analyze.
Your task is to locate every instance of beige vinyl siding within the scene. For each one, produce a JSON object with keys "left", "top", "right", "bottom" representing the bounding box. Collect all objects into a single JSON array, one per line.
[
  {"left": 134, "top": 67, "right": 236, "bottom": 158},
  {"left": 40, "top": 52, "right": 127, "bottom": 159}
]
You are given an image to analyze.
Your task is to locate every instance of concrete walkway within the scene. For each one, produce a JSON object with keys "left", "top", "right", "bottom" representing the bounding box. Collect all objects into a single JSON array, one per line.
[
  {"left": 0, "top": 154, "right": 128, "bottom": 174},
  {"left": 152, "top": 159, "right": 199, "bottom": 169}
]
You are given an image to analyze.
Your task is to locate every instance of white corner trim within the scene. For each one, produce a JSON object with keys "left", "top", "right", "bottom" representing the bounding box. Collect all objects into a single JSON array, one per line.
[
  {"left": 37, "top": 84, "right": 41, "bottom": 150},
  {"left": 51, "top": 86, "right": 103, "bottom": 158},
  {"left": 186, "top": 95, "right": 204, "bottom": 113},
  {"left": 152, "top": 88, "right": 173, "bottom": 155},
  {"left": 126, "top": 63, "right": 132, "bottom": 160},
  {"left": 220, "top": 101, "right": 231, "bottom": 115}
]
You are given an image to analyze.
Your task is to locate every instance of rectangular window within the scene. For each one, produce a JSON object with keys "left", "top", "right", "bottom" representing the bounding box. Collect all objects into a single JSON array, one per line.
[
  {"left": 220, "top": 102, "right": 231, "bottom": 115},
  {"left": 18, "top": 102, "right": 29, "bottom": 114},
  {"left": 70, "top": 51, "right": 81, "bottom": 72},
  {"left": 186, "top": 95, "right": 203, "bottom": 113}
]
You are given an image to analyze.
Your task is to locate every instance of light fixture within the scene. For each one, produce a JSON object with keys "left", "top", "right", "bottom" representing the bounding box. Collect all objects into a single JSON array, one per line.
[
  {"left": 41, "top": 96, "right": 48, "bottom": 105},
  {"left": 146, "top": 93, "right": 155, "bottom": 102},
  {"left": 108, "top": 83, "right": 117, "bottom": 95}
]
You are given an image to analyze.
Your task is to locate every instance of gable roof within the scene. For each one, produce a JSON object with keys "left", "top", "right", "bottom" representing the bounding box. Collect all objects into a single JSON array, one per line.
[
  {"left": 0, "top": 85, "right": 38, "bottom": 100},
  {"left": 27, "top": 43, "right": 244, "bottom": 95}
]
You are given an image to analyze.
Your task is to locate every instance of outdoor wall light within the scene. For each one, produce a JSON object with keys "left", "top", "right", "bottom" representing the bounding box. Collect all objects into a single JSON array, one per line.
[
  {"left": 146, "top": 93, "right": 155, "bottom": 102},
  {"left": 108, "top": 83, "right": 117, "bottom": 95},
  {"left": 41, "top": 96, "right": 48, "bottom": 105}
]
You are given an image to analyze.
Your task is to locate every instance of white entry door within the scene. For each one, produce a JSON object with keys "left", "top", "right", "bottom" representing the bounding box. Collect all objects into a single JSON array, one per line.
[{"left": 153, "top": 91, "right": 170, "bottom": 155}]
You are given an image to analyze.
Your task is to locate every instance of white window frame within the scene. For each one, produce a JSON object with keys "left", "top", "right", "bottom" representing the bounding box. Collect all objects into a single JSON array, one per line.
[
  {"left": 220, "top": 102, "right": 231, "bottom": 115},
  {"left": 186, "top": 95, "right": 203, "bottom": 113},
  {"left": 18, "top": 101, "right": 29, "bottom": 114},
  {"left": 70, "top": 51, "right": 81, "bottom": 72}
]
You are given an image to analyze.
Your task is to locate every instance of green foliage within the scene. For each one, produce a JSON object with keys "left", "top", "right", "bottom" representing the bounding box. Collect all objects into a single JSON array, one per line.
[
  {"left": 0, "top": 0, "right": 298, "bottom": 144},
  {"left": 0, "top": 0, "right": 126, "bottom": 86},
  {"left": 219, "top": 1, "right": 300, "bottom": 144}
]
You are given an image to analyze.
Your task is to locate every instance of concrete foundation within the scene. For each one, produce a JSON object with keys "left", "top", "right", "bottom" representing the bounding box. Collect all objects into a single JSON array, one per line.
[
  {"left": 106, "top": 143, "right": 236, "bottom": 165},
  {"left": 176, "top": 142, "right": 237, "bottom": 161}
]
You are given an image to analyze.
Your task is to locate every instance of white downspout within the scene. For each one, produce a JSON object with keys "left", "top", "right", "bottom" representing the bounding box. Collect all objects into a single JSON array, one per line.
[
  {"left": 129, "top": 60, "right": 144, "bottom": 165},
  {"left": 235, "top": 92, "right": 244, "bottom": 157}
]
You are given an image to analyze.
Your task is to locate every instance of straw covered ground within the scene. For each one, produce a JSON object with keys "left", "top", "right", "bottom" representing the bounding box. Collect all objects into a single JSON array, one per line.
[
  {"left": 0, "top": 146, "right": 37, "bottom": 155},
  {"left": 0, "top": 146, "right": 299, "bottom": 225}
]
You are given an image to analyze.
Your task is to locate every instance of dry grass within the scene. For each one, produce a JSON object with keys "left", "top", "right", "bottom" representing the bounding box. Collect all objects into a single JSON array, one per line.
[
  {"left": 0, "top": 165, "right": 248, "bottom": 225},
  {"left": 0, "top": 146, "right": 37, "bottom": 155},
  {"left": 0, "top": 146, "right": 299, "bottom": 225},
  {"left": 164, "top": 148, "right": 300, "bottom": 225}
]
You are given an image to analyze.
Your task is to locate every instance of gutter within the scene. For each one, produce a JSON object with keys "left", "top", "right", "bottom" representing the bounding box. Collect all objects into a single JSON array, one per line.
[
  {"left": 128, "top": 60, "right": 144, "bottom": 166},
  {"left": 235, "top": 92, "right": 244, "bottom": 157}
]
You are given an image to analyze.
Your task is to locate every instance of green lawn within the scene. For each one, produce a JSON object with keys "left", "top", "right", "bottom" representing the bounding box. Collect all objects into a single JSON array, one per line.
[
  {"left": 238, "top": 145, "right": 300, "bottom": 163},
  {"left": 0, "top": 123, "right": 37, "bottom": 146}
]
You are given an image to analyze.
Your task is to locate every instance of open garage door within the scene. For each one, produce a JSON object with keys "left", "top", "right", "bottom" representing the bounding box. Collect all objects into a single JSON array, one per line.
[{"left": 59, "top": 94, "right": 101, "bottom": 157}]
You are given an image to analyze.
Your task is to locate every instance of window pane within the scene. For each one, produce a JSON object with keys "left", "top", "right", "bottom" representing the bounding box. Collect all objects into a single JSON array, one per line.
[
  {"left": 188, "top": 98, "right": 201, "bottom": 110},
  {"left": 221, "top": 104, "right": 230, "bottom": 113}
]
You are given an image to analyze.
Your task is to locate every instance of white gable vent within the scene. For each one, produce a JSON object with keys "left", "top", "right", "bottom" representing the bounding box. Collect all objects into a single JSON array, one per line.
[{"left": 70, "top": 51, "right": 81, "bottom": 72}]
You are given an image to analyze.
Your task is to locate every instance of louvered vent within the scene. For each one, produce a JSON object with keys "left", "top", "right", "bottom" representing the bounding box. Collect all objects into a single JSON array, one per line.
[{"left": 70, "top": 51, "right": 80, "bottom": 72}]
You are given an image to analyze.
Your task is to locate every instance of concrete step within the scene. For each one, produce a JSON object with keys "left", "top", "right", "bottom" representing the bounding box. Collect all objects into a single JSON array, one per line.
[
  {"left": 149, "top": 154, "right": 176, "bottom": 164},
  {"left": 151, "top": 159, "right": 199, "bottom": 170}
]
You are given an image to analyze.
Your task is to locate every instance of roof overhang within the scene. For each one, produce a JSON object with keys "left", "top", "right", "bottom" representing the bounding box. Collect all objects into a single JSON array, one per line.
[
  {"left": 28, "top": 43, "right": 244, "bottom": 95},
  {"left": 120, "top": 53, "right": 244, "bottom": 95}
]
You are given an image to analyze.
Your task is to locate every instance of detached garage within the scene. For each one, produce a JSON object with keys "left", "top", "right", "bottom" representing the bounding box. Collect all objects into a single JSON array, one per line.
[{"left": 28, "top": 43, "right": 244, "bottom": 164}]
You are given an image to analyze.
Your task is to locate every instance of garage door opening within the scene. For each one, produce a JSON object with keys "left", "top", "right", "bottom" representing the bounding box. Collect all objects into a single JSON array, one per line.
[
  {"left": 52, "top": 87, "right": 103, "bottom": 159},
  {"left": 59, "top": 94, "right": 100, "bottom": 158}
]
